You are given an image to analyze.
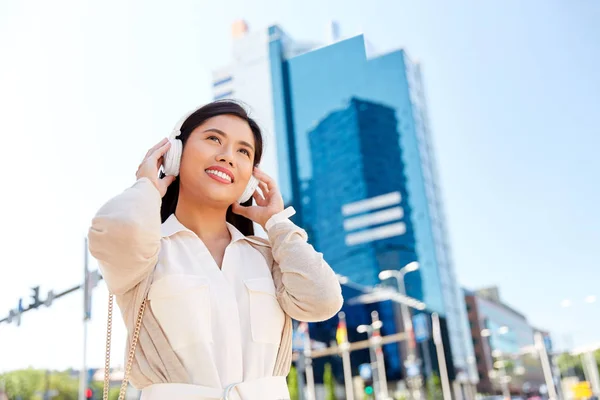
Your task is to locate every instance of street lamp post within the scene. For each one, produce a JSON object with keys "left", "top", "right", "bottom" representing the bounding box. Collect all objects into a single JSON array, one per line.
[
  {"left": 534, "top": 332, "right": 560, "bottom": 400},
  {"left": 379, "top": 262, "right": 422, "bottom": 398},
  {"left": 358, "top": 311, "right": 390, "bottom": 400}
]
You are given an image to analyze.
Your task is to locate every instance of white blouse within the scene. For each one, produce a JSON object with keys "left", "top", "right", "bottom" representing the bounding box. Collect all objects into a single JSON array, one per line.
[
  {"left": 88, "top": 177, "right": 344, "bottom": 393},
  {"left": 148, "top": 213, "right": 287, "bottom": 389}
]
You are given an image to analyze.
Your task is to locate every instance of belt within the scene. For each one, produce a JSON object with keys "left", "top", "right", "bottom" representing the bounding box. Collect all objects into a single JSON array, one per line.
[{"left": 140, "top": 376, "right": 290, "bottom": 400}]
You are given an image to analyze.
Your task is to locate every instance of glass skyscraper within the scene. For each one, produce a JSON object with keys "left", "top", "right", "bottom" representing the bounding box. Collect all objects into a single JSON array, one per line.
[
  {"left": 307, "top": 98, "right": 418, "bottom": 291},
  {"left": 214, "top": 22, "right": 478, "bottom": 396}
]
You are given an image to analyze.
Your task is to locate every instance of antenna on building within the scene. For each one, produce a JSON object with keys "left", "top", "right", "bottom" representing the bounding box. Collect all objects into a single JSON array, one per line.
[{"left": 326, "top": 20, "right": 340, "bottom": 44}]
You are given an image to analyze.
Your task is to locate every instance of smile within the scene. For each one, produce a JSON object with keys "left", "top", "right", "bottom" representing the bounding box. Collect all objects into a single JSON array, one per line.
[{"left": 206, "top": 169, "right": 233, "bottom": 183}]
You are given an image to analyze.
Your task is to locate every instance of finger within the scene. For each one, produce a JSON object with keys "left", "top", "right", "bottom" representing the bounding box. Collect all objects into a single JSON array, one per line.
[
  {"left": 145, "top": 138, "right": 169, "bottom": 160},
  {"left": 255, "top": 185, "right": 266, "bottom": 199},
  {"left": 253, "top": 168, "right": 276, "bottom": 190},
  {"left": 258, "top": 181, "right": 269, "bottom": 195},
  {"left": 150, "top": 140, "right": 172, "bottom": 162},
  {"left": 252, "top": 190, "right": 268, "bottom": 206}
]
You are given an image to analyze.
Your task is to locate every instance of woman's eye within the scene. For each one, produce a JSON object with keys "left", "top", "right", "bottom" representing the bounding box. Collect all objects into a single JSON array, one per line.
[
  {"left": 240, "top": 149, "right": 250, "bottom": 157},
  {"left": 208, "top": 136, "right": 221, "bottom": 143}
]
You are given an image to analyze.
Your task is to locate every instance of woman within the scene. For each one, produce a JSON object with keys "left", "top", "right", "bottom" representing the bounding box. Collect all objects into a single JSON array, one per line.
[{"left": 88, "top": 100, "right": 343, "bottom": 400}]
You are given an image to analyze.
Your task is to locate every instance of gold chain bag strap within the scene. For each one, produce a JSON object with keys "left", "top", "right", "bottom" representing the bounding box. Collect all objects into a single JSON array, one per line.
[{"left": 103, "top": 293, "right": 147, "bottom": 400}]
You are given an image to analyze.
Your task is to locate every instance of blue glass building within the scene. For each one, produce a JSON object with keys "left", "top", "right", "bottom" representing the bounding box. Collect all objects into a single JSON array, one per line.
[
  {"left": 214, "top": 23, "right": 478, "bottom": 393},
  {"left": 306, "top": 98, "right": 421, "bottom": 381}
]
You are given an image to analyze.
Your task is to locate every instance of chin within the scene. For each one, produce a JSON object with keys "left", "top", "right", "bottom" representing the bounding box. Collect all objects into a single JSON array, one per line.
[
  {"left": 200, "top": 186, "right": 239, "bottom": 205},
  {"left": 202, "top": 191, "right": 235, "bottom": 204}
]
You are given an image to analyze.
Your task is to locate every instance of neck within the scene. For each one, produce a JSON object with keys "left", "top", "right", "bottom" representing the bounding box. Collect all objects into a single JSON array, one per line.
[{"left": 175, "top": 188, "right": 231, "bottom": 243}]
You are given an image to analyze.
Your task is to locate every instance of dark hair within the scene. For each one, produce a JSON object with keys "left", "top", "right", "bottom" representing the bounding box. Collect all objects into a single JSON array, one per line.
[{"left": 160, "top": 100, "right": 264, "bottom": 236}]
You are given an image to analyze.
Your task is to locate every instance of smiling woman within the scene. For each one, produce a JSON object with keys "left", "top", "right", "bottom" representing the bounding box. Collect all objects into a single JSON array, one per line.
[
  {"left": 87, "top": 100, "right": 344, "bottom": 400},
  {"left": 160, "top": 101, "right": 264, "bottom": 235}
]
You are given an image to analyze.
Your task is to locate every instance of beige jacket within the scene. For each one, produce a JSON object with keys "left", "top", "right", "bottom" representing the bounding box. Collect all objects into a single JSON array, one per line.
[{"left": 88, "top": 178, "right": 343, "bottom": 388}]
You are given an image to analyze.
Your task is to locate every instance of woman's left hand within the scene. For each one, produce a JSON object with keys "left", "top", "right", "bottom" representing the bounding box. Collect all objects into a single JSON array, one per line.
[{"left": 231, "top": 167, "right": 285, "bottom": 229}]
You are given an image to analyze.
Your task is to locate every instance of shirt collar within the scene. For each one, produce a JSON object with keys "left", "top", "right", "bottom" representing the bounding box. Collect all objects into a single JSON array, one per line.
[
  {"left": 160, "top": 213, "right": 269, "bottom": 247},
  {"left": 226, "top": 220, "right": 247, "bottom": 244},
  {"left": 160, "top": 214, "right": 190, "bottom": 238}
]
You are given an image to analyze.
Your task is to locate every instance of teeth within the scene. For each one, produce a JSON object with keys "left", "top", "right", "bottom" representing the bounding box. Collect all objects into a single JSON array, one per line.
[{"left": 206, "top": 170, "right": 232, "bottom": 182}]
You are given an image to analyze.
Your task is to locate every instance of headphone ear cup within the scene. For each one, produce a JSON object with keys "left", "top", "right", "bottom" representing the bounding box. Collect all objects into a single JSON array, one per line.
[
  {"left": 237, "top": 174, "right": 260, "bottom": 204},
  {"left": 163, "top": 138, "right": 183, "bottom": 176}
]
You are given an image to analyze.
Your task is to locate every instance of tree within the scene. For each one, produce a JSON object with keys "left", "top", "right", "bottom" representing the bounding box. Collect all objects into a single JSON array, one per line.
[
  {"left": 287, "top": 365, "right": 299, "bottom": 400},
  {"left": 0, "top": 368, "right": 44, "bottom": 399},
  {"left": 49, "top": 371, "right": 79, "bottom": 400},
  {"left": 324, "top": 362, "right": 337, "bottom": 400},
  {"left": 426, "top": 373, "right": 443, "bottom": 400},
  {"left": 557, "top": 352, "right": 586, "bottom": 380},
  {"left": 0, "top": 368, "right": 103, "bottom": 399}
]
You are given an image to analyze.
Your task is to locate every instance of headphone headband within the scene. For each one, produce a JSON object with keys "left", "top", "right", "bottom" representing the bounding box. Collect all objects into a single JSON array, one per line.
[{"left": 170, "top": 106, "right": 204, "bottom": 139}]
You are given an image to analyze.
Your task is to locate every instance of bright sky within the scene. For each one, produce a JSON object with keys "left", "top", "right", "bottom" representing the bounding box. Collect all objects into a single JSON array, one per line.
[{"left": 1, "top": 0, "right": 598, "bottom": 372}]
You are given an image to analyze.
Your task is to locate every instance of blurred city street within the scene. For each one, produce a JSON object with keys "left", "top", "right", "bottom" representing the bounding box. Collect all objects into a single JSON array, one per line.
[{"left": 1, "top": 1, "right": 599, "bottom": 400}]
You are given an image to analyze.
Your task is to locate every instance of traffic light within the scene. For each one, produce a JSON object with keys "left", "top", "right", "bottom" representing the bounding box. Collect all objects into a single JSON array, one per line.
[
  {"left": 85, "top": 387, "right": 93, "bottom": 399},
  {"left": 359, "top": 363, "right": 374, "bottom": 398},
  {"left": 30, "top": 286, "right": 41, "bottom": 308}
]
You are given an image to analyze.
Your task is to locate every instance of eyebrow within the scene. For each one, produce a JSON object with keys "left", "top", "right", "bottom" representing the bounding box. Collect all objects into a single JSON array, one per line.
[{"left": 203, "top": 128, "right": 255, "bottom": 152}]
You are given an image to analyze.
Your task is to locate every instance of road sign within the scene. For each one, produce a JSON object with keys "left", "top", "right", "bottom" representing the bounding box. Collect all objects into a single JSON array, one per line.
[{"left": 413, "top": 313, "right": 430, "bottom": 343}]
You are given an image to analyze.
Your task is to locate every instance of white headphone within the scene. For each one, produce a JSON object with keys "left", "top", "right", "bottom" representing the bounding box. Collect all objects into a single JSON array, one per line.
[{"left": 162, "top": 107, "right": 260, "bottom": 204}]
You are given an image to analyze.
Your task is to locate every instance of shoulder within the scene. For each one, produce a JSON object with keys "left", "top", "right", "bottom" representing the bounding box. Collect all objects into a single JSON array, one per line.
[{"left": 243, "top": 236, "right": 274, "bottom": 263}]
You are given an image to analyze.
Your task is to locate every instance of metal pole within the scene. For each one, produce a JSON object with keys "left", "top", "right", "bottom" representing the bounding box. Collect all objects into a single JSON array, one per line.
[
  {"left": 550, "top": 353, "right": 564, "bottom": 400},
  {"left": 498, "top": 356, "right": 511, "bottom": 400},
  {"left": 303, "top": 326, "right": 317, "bottom": 400},
  {"left": 367, "top": 329, "right": 382, "bottom": 400},
  {"left": 339, "top": 313, "right": 355, "bottom": 400},
  {"left": 397, "top": 273, "right": 414, "bottom": 354},
  {"left": 375, "top": 347, "right": 389, "bottom": 400},
  {"left": 342, "top": 347, "right": 354, "bottom": 400},
  {"left": 582, "top": 351, "right": 600, "bottom": 397},
  {"left": 372, "top": 311, "right": 389, "bottom": 400},
  {"left": 432, "top": 313, "right": 452, "bottom": 400},
  {"left": 79, "top": 310, "right": 88, "bottom": 400},
  {"left": 297, "top": 353, "right": 307, "bottom": 400},
  {"left": 423, "top": 340, "right": 435, "bottom": 398},
  {"left": 397, "top": 272, "right": 422, "bottom": 400},
  {"left": 295, "top": 322, "right": 307, "bottom": 400},
  {"left": 79, "top": 238, "right": 89, "bottom": 400},
  {"left": 535, "top": 332, "right": 558, "bottom": 400}
]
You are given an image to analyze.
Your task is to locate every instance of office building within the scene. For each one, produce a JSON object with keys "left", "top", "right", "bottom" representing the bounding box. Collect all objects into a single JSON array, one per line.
[
  {"left": 465, "top": 287, "right": 547, "bottom": 395},
  {"left": 213, "top": 21, "right": 477, "bottom": 398}
]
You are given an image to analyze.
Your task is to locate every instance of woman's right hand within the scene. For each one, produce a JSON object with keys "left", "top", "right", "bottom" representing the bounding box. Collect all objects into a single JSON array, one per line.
[{"left": 136, "top": 138, "right": 177, "bottom": 197}]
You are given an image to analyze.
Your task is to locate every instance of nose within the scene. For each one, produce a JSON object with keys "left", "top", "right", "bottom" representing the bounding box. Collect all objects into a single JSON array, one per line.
[{"left": 216, "top": 147, "right": 235, "bottom": 167}]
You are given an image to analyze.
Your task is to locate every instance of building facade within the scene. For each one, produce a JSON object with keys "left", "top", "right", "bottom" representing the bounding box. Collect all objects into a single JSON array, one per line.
[
  {"left": 465, "top": 287, "right": 546, "bottom": 395},
  {"left": 213, "top": 22, "right": 478, "bottom": 397}
]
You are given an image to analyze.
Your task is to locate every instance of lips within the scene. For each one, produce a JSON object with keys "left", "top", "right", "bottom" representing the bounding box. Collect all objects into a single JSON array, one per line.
[{"left": 205, "top": 165, "right": 234, "bottom": 183}]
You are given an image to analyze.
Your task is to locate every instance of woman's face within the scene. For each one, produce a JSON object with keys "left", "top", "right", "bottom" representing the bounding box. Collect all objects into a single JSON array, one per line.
[{"left": 179, "top": 114, "right": 256, "bottom": 206}]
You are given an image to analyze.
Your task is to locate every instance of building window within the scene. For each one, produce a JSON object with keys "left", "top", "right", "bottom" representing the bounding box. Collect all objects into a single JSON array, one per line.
[
  {"left": 213, "top": 76, "right": 233, "bottom": 87},
  {"left": 214, "top": 91, "right": 234, "bottom": 100}
]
